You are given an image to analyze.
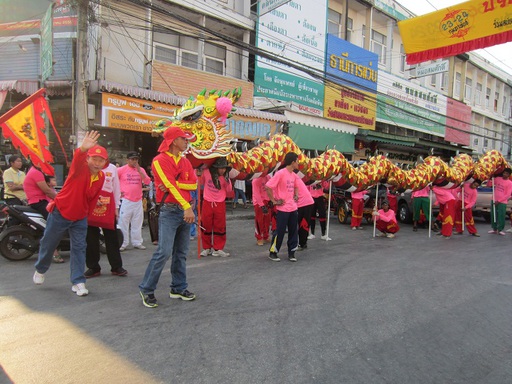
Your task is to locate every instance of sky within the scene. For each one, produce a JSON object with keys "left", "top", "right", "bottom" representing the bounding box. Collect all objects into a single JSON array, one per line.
[{"left": 398, "top": 0, "right": 512, "bottom": 75}]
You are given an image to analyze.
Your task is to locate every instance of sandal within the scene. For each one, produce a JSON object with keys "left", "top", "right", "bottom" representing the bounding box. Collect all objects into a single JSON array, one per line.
[{"left": 53, "top": 255, "right": 65, "bottom": 263}]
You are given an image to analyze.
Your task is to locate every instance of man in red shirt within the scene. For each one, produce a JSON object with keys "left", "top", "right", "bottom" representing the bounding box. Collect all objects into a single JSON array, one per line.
[
  {"left": 33, "top": 131, "right": 107, "bottom": 297},
  {"left": 139, "top": 126, "right": 197, "bottom": 308}
]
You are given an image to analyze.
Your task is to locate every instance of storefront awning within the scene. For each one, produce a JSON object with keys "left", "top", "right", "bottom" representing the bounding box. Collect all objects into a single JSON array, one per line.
[
  {"left": 0, "top": 80, "right": 39, "bottom": 96},
  {"left": 417, "top": 138, "right": 473, "bottom": 154},
  {"left": 90, "top": 80, "right": 287, "bottom": 123},
  {"left": 358, "top": 130, "right": 418, "bottom": 147},
  {"left": 285, "top": 110, "right": 357, "bottom": 153}
]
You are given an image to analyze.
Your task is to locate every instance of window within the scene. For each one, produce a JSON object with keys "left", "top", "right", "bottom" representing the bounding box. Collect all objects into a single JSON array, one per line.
[
  {"left": 441, "top": 72, "right": 448, "bottom": 90},
  {"left": 486, "top": 87, "right": 491, "bottom": 108},
  {"left": 204, "top": 43, "right": 226, "bottom": 75},
  {"left": 473, "top": 138, "right": 479, "bottom": 146},
  {"left": 328, "top": 9, "right": 342, "bottom": 37},
  {"left": 502, "top": 96, "right": 507, "bottom": 115},
  {"left": 346, "top": 17, "right": 353, "bottom": 42},
  {"left": 400, "top": 44, "right": 406, "bottom": 73},
  {"left": 431, "top": 74, "right": 436, "bottom": 87},
  {"left": 371, "top": 30, "right": 386, "bottom": 64},
  {"left": 494, "top": 92, "right": 499, "bottom": 112},
  {"left": 484, "top": 138, "right": 489, "bottom": 148},
  {"left": 475, "top": 83, "right": 482, "bottom": 105},
  {"left": 465, "top": 77, "right": 472, "bottom": 100},
  {"left": 454, "top": 73, "right": 461, "bottom": 97},
  {"left": 362, "top": 25, "right": 366, "bottom": 47},
  {"left": 155, "top": 44, "right": 177, "bottom": 65}
]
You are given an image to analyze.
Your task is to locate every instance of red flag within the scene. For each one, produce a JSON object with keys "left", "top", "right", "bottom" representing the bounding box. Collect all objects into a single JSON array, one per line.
[{"left": 0, "top": 88, "right": 56, "bottom": 176}]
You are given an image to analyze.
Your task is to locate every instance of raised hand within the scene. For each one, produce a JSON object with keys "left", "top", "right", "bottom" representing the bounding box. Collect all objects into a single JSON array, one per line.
[{"left": 80, "top": 130, "right": 101, "bottom": 152}]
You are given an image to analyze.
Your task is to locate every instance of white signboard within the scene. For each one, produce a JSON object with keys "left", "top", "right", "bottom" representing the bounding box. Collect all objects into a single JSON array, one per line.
[
  {"left": 258, "top": 0, "right": 292, "bottom": 16},
  {"left": 416, "top": 60, "right": 449, "bottom": 78}
]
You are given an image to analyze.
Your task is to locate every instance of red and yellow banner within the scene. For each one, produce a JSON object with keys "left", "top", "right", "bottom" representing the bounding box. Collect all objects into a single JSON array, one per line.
[
  {"left": 0, "top": 89, "right": 57, "bottom": 175},
  {"left": 398, "top": 0, "right": 512, "bottom": 64}
]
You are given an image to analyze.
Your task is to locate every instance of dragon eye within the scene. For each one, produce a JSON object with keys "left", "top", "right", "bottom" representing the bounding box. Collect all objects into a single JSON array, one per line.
[{"left": 182, "top": 110, "right": 203, "bottom": 122}]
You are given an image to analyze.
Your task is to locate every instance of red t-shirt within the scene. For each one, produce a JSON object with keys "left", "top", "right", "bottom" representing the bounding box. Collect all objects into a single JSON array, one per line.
[{"left": 54, "top": 149, "right": 105, "bottom": 221}]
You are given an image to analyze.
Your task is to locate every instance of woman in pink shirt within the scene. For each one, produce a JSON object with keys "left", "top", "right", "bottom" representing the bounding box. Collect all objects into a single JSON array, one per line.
[
  {"left": 199, "top": 158, "right": 233, "bottom": 257},
  {"left": 454, "top": 180, "right": 481, "bottom": 236},
  {"left": 372, "top": 200, "right": 399, "bottom": 238},
  {"left": 297, "top": 178, "right": 314, "bottom": 250}
]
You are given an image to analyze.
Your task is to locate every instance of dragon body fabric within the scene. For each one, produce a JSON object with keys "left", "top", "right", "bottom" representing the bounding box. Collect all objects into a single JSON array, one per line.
[{"left": 153, "top": 88, "right": 511, "bottom": 191}]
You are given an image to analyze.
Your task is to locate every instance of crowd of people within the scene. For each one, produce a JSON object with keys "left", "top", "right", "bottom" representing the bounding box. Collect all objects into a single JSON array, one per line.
[{"left": 2, "top": 130, "right": 512, "bottom": 306}]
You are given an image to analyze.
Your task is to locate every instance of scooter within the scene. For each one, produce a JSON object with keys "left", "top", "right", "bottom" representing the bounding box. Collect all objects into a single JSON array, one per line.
[{"left": 0, "top": 202, "right": 122, "bottom": 261}]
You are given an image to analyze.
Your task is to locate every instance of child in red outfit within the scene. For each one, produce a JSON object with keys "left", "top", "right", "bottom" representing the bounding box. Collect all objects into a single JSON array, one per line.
[
  {"left": 372, "top": 200, "right": 400, "bottom": 238},
  {"left": 199, "top": 158, "right": 233, "bottom": 257}
]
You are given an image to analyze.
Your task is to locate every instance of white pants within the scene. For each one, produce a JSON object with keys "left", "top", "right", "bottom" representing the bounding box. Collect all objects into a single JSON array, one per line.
[{"left": 119, "top": 199, "right": 144, "bottom": 247}]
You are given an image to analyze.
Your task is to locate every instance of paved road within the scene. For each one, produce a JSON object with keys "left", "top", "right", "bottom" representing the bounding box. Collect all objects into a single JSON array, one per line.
[{"left": 1, "top": 215, "right": 512, "bottom": 384}]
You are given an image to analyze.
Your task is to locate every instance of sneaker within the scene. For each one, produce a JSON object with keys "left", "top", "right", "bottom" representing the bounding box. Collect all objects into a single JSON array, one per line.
[
  {"left": 133, "top": 244, "right": 146, "bottom": 250},
  {"left": 263, "top": 238, "right": 271, "bottom": 243},
  {"left": 190, "top": 236, "right": 196, "bottom": 241},
  {"left": 71, "top": 283, "right": 89, "bottom": 296},
  {"left": 386, "top": 233, "right": 395, "bottom": 238},
  {"left": 454, "top": 232, "right": 463, "bottom": 235},
  {"left": 140, "top": 291, "right": 158, "bottom": 308},
  {"left": 499, "top": 231, "right": 506, "bottom": 236},
  {"left": 321, "top": 235, "right": 330, "bottom": 240},
  {"left": 152, "top": 241, "right": 158, "bottom": 245},
  {"left": 307, "top": 234, "right": 316, "bottom": 239},
  {"left": 33, "top": 270, "right": 45, "bottom": 285},
  {"left": 111, "top": 267, "right": 128, "bottom": 276},
  {"left": 357, "top": 226, "right": 364, "bottom": 230},
  {"left": 268, "top": 252, "right": 280, "bottom": 262},
  {"left": 377, "top": 232, "right": 386, "bottom": 237},
  {"left": 257, "top": 239, "right": 264, "bottom": 246},
  {"left": 472, "top": 233, "right": 481, "bottom": 237},
  {"left": 200, "top": 249, "right": 211, "bottom": 257},
  {"left": 351, "top": 227, "right": 357, "bottom": 231},
  {"left": 212, "top": 249, "right": 230, "bottom": 257},
  {"left": 488, "top": 230, "right": 497, "bottom": 234},
  {"left": 84, "top": 269, "right": 101, "bottom": 278},
  {"left": 506, "top": 228, "right": 512, "bottom": 233},
  {"left": 288, "top": 254, "right": 297, "bottom": 262},
  {"left": 297, "top": 245, "right": 307, "bottom": 251},
  {"left": 443, "top": 236, "right": 451, "bottom": 239},
  {"left": 119, "top": 246, "right": 127, "bottom": 251},
  {"left": 169, "top": 288, "right": 196, "bottom": 301},
  {"left": 52, "top": 255, "right": 65, "bottom": 263}
]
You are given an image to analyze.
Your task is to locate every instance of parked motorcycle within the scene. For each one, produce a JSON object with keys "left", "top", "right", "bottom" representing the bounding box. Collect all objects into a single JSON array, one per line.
[{"left": 0, "top": 202, "right": 122, "bottom": 261}]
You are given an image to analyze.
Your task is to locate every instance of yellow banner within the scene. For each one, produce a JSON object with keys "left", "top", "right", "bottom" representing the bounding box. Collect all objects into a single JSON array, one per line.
[
  {"left": 398, "top": 0, "right": 512, "bottom": 63},
  {"left": 323, "top": 86, "right": 376, "bottom": 130}
]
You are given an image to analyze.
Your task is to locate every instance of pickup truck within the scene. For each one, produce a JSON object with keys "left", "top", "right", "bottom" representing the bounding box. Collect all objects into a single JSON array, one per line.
[{"left": 396, "top": 182, "right": 512, "bottom": 223}]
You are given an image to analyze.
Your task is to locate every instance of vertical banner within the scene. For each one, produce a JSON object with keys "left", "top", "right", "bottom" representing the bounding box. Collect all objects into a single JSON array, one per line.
[{"left": 254, "top": 0, "right": 327, "bottom": 116}]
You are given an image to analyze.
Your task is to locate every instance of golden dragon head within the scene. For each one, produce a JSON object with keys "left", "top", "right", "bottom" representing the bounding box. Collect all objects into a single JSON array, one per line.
[{"left": 153, "top": 88, "right": 241, "bottom": 167}]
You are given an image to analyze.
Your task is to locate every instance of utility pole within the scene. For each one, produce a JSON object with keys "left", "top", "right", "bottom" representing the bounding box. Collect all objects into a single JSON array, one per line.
[{"left": 74, "top": 0, "right": 89, "bottom": 148}]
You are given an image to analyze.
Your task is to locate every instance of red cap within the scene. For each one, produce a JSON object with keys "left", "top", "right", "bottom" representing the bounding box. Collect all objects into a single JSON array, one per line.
[
  {"left": 87, "top": 145, "right": 108, "bottom": 160},
  {"left": 158, "top": 126, "right": 194, "bottom": 152}
]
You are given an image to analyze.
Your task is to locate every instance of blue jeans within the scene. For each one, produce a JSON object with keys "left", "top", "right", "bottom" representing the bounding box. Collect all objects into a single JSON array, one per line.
[
  {"left": 270, "top": 210, "right": 298, "bottom": 256},
  {"left": 234, "top": 188, "right": 246, "bottom": 205},
  {"left": 139, "top": 205, "right": 191, "bottom": 294},
  {"left": 34, "top": 208, "right": 87, "bottom": 285}
]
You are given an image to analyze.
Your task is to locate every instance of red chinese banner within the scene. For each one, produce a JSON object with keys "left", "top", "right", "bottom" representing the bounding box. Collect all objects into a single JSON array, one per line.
[
  {"left": 0, "top": 89, "right": 60, "bottom": 175},
  {"left": 398, "top": 0, "right": 512, "bottom": 64}
]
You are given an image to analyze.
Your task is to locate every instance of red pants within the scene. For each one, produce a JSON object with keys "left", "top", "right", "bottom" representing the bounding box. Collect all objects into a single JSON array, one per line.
[
  {"left": 454, "top": 202, "right": 477, "bottom": 234},
  {"left": 437, "top": 200, "right": 455, "bottom": 237},
  {"left": 201, "top": 200, "right": 227, "bottom": 251},
  {"left": 254, "top": 204, "right": 271, "bottom": 241},
  {"left": 376, "top": 220, "right": 399, "bottom": 234},
  {"left": 387, "top": 194, "right": 398, "bottom": 214},
  {"left": 351, "top": 198, "right": 364, "bottom": 228}
]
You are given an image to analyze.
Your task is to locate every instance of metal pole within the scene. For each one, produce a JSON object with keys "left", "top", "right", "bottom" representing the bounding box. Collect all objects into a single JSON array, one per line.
[
  {"left": 429, "top": 186, "right": 433, "bottom": 238},
  {"left": 492, "top": 177, "right": 496, "bottom": 227},
  {"left": 372, "top": 184, "right": 379, "bottom": 238},
  {"left": 324, "top": 181, "right": 332, "bottom": 241},
  {"left": 461, "top": 183, "right": 465, "bottom": 232}
]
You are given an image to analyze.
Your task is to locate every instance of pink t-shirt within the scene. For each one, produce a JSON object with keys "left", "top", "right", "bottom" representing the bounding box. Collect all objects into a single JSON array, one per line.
[
  {"left": 433, "top": 186, "right": 456, "bottom": 204},
  {"left": 117, "top": 165, "right": 151, "bottom": 202},
  {"left": 308, "top": 181, "right": 328, "bottom": 198},
  {"left": 374, "top": 208, "right": 397, "bottom": 223},
  {"left": 461, "top": 183, "right": 477, "bottom": 209},
  {"left": 24, "top": 166, "right": 49, "bottom": 204},
  {"left": 252, "top": 175, "right": 270, "bottom": 207},
  {"left": 492, "top": 176, "right": 512, "bottom": 204},
  {"left": 201, "top": 168, "right": 232, "bottom": 203},
  {"left": 297, "top": 178, "right": 314, "bottom": 208},
  {"left": 412, "top": 186, "right": 430, "bottom": 198},
  {"left": 351, "top": 190, "right": 367, "bottom": 200},
  {"left": 265, "top": 168, "right": 299, "bottom": 212}
]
